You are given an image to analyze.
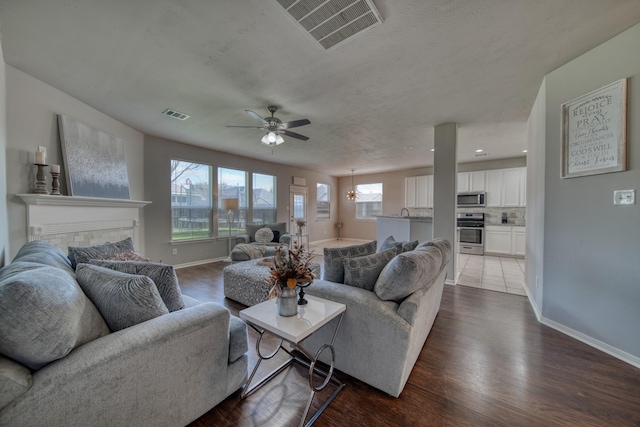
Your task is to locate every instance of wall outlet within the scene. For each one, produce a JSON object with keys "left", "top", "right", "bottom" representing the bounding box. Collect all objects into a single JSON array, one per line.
[
  {"left": 613, "top": 189, "right": 635, "bottom": 205},
  {"left": 535, "top": 275, "right": 540, "bottom": 288},
  {"left": 172, "top": 248, "right": 177, "bottom": 255}
]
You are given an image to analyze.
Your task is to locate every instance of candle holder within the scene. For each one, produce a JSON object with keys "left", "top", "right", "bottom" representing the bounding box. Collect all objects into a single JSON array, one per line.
[
  {"left": 33, "top": 164, "right": 49, "bottom": 194},
  {"left": 50, "top": 171, "right": 61, "bottom": 195}
]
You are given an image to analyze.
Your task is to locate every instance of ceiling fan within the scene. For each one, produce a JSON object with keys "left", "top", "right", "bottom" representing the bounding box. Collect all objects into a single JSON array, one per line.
[{"left": 226, "top": 106, "right": 310, "bottom": 146}]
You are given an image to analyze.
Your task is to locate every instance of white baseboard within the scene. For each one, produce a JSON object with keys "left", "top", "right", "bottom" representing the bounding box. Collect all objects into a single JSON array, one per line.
[
  {"left": 523, "top": 285, "right": 640, "bottom": 370},
  {"left": 173, "top": 257, "right": 227, "bottom": 269}
]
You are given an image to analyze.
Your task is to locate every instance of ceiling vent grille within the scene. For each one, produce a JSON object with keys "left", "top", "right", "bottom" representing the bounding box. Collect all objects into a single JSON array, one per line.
[
  {"left": 162, "top": 109, "right": 190, "bottom": 121},
  {"left": 275, "top": 0, "right": 383, "bottom": 50}
]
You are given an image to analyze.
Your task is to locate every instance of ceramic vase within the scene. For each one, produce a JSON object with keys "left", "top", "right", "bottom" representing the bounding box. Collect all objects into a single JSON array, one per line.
[{"left": 278, "top": 286, "right": 298, "bottom": 317}]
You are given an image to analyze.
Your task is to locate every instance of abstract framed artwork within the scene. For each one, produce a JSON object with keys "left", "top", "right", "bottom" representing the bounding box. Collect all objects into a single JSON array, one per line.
[
  {"left": 561, "top": 79, "right": 627, "bottom": 178},
  {"left": 58, "top": 115, "right": 131, "bottom": 199}
]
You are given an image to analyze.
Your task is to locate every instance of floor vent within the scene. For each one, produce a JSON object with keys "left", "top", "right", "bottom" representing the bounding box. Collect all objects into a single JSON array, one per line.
[
  {"left": 275, "top": 0, "right": 383, "bottom": 50},
  {"left": 162, "top": 109, "right": 190, "bottom": 121}
]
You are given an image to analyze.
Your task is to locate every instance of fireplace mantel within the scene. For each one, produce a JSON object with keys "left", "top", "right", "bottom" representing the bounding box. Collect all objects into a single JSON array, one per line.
[{"left": 16, "top": 194, "right": 151, "bottom": 251}]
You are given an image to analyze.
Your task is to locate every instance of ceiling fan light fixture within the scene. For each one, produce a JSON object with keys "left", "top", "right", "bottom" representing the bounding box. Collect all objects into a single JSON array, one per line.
[
  {"left": 275, "top": 134, "right": 284, "bottom": 145},
  {"left": 267, "top": 132, "right": 277, "bottom": 143}
]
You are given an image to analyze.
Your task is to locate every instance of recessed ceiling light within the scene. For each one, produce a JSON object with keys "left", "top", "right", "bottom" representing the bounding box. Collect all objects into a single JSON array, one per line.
[
  {"left": 475, "top": 149, "right": 484, "bottom": 153},
  {"left": 430, "top": 148, "right": 435, "bottom": 152},
  {"left": 404, "top": 146, "right": 413, "bottom": 149},
  {"left": 523, "top": 149, "right": 528, "bottom": 153}
]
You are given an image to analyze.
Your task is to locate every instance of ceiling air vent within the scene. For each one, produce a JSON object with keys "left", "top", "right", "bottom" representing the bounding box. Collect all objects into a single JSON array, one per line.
[
  {"left": 275, "top": 0, "right": 383, "bottom": 50},
  {"left": 162, "top": 109, "right": 190, "bottom": 121}
]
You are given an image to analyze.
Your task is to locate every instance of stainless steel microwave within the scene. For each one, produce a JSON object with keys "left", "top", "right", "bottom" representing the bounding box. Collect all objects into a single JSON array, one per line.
[{"left": 457, "top": 192, "right": 486, "bottom": 207}]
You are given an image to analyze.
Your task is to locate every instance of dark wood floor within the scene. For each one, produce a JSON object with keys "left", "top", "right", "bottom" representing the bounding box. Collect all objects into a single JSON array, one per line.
[{"left": 177, "top": 262, "right": 640, "bottom": 427}]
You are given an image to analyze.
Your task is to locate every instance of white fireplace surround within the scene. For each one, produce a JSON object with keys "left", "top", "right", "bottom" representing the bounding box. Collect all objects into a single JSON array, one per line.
[{"left": 17, "top": 194, "right": 151, "bottom": 254}]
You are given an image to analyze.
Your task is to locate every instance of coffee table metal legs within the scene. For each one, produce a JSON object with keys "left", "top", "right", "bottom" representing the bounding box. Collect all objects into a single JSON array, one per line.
[{"left": 241, "top": 313, "right": 345, "bottom": 427}]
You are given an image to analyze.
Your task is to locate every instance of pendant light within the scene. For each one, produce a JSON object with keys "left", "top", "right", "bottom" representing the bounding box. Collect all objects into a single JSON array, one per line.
[{"left": 346, "top": 169, "right": 356, "bottom": 201}]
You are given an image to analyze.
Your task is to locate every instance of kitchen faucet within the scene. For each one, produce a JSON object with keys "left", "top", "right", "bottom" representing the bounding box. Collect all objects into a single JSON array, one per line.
[{"left": 400, "top": 208, "right": 409, "bottom": 217}]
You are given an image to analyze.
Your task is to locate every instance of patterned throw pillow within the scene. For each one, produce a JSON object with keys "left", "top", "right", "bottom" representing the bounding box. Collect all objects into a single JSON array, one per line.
[
  {"left": 377, "top": 236, "right": 402, "bottom": 255},
  {"left": 108, "top": 251, "right": 151, "bottom": 262},
  {"left": 402, "top": 240, "right": 419, "bottom": 252},
  {"left": 323, "top": 240, "right": 377, "bottom": 283},
  {"left": 255, "top": 227, "right": 275, "bottom": 243},
  {"left": 88, "top": 260, "right": 185, "bottom": 312},
  {"left": 68, "top": 237, "right": 135, "bottom": 269},
  {"left": 76, "top": 264, "right": 169, "bottom": 332},
  {"left": 343, "top": 248, "right": 397, "bottom": 291}
]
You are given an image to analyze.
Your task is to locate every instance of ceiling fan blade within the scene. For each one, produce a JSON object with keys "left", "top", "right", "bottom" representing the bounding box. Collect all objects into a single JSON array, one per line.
[
  {"left": 245, "top": 110, "right": 268, "bottom": 126},
  {"left": 225, "top": 125, "right": 265, "bottom": 129},
  {"left": 280, "top": 118, "right": 311, "bottom": 129},
  {"left": 281, "top": 129, "right": 309, "bottom": 141}
]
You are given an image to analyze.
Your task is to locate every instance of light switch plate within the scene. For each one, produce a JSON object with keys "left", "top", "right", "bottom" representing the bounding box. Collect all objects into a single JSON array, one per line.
[{"left": 614, "top": 189, "right": 635, "bottom": 205}]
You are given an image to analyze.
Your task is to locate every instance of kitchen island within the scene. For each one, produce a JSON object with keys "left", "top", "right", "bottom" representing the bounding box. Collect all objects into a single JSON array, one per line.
[{"left": 374, "top": 215, "right": 433, "bottom": 244}]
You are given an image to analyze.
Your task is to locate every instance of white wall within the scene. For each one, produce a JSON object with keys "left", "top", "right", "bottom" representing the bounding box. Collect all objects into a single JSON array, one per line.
[
  {"left": 5, "top": 66, "right": 145, "bottom": 258},
  {"left": 541, "top": 23, "right": 640, "bottom": 361},
  {"left": 0, "top": 30, "right": 8, "bottom": 266},
  {"left": 525, "top": 81, "right": 545, "bottom": 312}
]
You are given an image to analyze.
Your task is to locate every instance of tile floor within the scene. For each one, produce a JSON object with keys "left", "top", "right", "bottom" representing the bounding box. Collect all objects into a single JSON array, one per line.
[{"left": 457, "top": 254, "right": 527, "bottom": 296}]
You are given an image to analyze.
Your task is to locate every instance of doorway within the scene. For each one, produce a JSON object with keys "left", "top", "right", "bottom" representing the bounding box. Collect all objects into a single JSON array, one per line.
[{"left": 289, "top": 185, "right": 307, "bottom": 234}]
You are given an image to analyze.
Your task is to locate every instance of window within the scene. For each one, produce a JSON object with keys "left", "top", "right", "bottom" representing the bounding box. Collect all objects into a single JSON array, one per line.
[
  {"left": 355, "top": 183, "right": 383, "bottom": 219},
  {"left": 252, "top": 173, "right": 277, "bottom": 224},
  {"left": 170, "top": 160, "right": 212, "bottom": 240},
  {"left": 218, "top": 167, "right": 247, "bottom": 236},
  {"left": 317, "top": 183, "right": 330, "bottom": 219}
]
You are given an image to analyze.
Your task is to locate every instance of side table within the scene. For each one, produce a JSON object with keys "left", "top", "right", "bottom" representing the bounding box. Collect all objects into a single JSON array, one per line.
[{"left": 239, "top": 295, "right": 346, "bottom": 427}]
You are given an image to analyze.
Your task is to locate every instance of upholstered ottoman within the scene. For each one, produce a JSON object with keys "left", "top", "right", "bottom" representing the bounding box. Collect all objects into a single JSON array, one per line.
[{"left": 223, "top": 258, "right": 321, "bottom": 306}]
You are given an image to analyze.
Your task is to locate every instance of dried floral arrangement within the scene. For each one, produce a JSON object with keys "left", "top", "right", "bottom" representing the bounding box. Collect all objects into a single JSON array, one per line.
[
  {"left": 295, "top": 218, "right": 306, "bottom": 228},
  {"left": 265, "top": 244, "right": 315, "bottom": 300}
]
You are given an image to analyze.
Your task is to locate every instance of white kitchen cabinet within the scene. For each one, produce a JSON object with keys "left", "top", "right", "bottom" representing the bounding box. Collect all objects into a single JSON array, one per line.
[
  {"left": 405, "top": 175, "right": 433, "bottom": 208},
  {"left": 512, "top": 226, "right": 526, "bottom": 256},
  {"left": 519, "top": 168, "right": 527, "bottom": 206},
  {"left": 485, "top": 168, "right": 526, "bottom": 207},
  {"left": 486, "top": 170, "right": 503, "bottom": 207},
  {"left": 484, "top": 226, "right": 512, "bottom": 255},
  {"left": 457, "top": 172, "right": 470, "bottom": 193},
  {"left": 485, "top": 225, "right": 526, "bottom": 257},
  {"left": 469, "top": 171, "right": 486, "bottom": 192},
  {"left": 502, "top": 168, "right": 521, "bottom": 207}
]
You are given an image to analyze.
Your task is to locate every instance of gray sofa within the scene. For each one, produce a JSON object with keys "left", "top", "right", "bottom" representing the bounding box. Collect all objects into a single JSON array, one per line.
[
  {"left": 230, "top": 222, "right": 292, "bottom": 262},
  {"left": 303, "top": 238, "right": 450, "bottom": 397},
  {"left": 0, "top": 240, "right": 248, "bottom": 427}
]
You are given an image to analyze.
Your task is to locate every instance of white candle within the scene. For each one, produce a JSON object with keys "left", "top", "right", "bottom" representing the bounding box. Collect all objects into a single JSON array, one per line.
[
  {"left": 35, "top": 151, "right": 46, "bottom": 164},
  {"left": 50, "top": 164, "right": 60, "bottom": 173}
]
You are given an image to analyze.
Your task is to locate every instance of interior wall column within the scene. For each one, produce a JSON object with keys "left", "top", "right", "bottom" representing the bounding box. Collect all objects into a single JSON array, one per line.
[{"left": 433, "top": 122, "right": 457, "bottom": 283}]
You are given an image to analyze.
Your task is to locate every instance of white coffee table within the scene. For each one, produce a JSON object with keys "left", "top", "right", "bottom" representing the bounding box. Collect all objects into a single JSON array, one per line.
[{"left": 239, "top": 295, "right": 346, "bottom": 427}]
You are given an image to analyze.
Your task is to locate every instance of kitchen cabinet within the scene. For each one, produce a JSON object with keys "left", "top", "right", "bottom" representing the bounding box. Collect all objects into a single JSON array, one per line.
[
  {"left": 458, "top": 171, "right": 486, "bottom": 193},
  {"left": 485, "top": 167, "right": 526, "bottom": 207},
  {"left": 512, "top": 226, "right": 526, "bottom": 256},
  {"left": 485, "top": 226, "right": 512, "bottom": 255},
  {"left": 405, "top": 175, "right": 433, "bottom": 208},
  {"left": 485, "top": 225, "right": 526, "bottom": 257}
]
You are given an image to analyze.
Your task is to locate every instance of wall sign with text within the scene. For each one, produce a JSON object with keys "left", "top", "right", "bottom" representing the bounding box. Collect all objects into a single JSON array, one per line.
[{"left": 561, "top": 79, "right": 627, "bottom": 178}]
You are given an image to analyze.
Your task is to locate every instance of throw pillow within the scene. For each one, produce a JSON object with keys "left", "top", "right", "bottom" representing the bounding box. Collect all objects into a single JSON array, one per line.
[
  {"left": 323, "top": 240, "right": 377, "bottom": 283},
  {"left": 76, "top": 264, "right": 169, "bottom": 332},
  {"left": 402, "top": 240, "right": 419, "bottom": 252},
  {"left": 68, "top": 237, "right": 135, "bottom": 269},
  {"left": 255, "top": 227, "right": 275, "bottom": 243},
  {"left": 343, "top": 248, "right": 397, "bottom": 291},
  {"left": 0, "top": 262, "right": 109, "bottom": 370},
  {"left": 374, "top": 245, "right": 443, "bottom": 302},
  {"left": 87, "top": 260, "right": 185, "bottom": 312},
  {"left": 108, "top": 250, "right": 151, "bottom": 262},
  {"left": 377, "top": 235, "right": 403, "bottom": 255},
  {"left": 271, "top": 230, "right": 281, "bottom": 243}
]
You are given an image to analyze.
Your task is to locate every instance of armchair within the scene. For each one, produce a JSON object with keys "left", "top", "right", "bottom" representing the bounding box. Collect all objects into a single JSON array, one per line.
[{"left": 230, "top": 222, "right": 291, "bottom": 262}]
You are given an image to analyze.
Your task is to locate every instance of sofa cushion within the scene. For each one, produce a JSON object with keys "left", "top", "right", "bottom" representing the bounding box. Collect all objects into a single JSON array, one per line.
[
  {"left": 377, "top": 236, "right": 402, "bottom": 255},
  {"left": 12, "top": 240, "right": 74, "bottom": 276},
  {"left": 343, "top": 248, "right": 397, "bottom": 291},
  {"left": 76, "top": 264, "right": 169, "bottom": 332},
  {"left": 68, "top": 237, "right": 135, "bottom": 269},
  {"left": 0, "top": 262, "right": 110, "bottom": 370},
  {"left": 323, "top": 240, "right": 377, "bottom": 283},
  {"left": 87, "top": 260, "right": 185, "bottom": 312},
  {"left": 418, "top": 238, "right": 451, "bottom": 270},
  {"left": 0, "top": 355, "right": 32, "bottom": 410},
  {"left": 228, "top": 316, "right": 248, "bottom": 363},
  {"left": 374, "top": 245, "right": 443, "bottom": 302},
  {"left": 254, "top": 227, "right": 274, "bottom": 243},
  {"left": 245, "top": 222, "right": 287, "bottom": 243}
]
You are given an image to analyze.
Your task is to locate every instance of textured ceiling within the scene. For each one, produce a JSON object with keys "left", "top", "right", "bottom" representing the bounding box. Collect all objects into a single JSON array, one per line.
[{"left": 1, "top": 0, "right": 639, "bottom": 176}]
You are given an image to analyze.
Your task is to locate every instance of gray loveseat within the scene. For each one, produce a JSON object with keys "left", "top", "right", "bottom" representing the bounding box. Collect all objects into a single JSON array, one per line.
[
  {"left": 303, "top": 238, "right": 450, "bottom": 397},
  {"left": 0, "top": 240, "right": 248, "bottom": 426},
  {"left": 230, "top": 222, "right": 292, "bottom": 262}
]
